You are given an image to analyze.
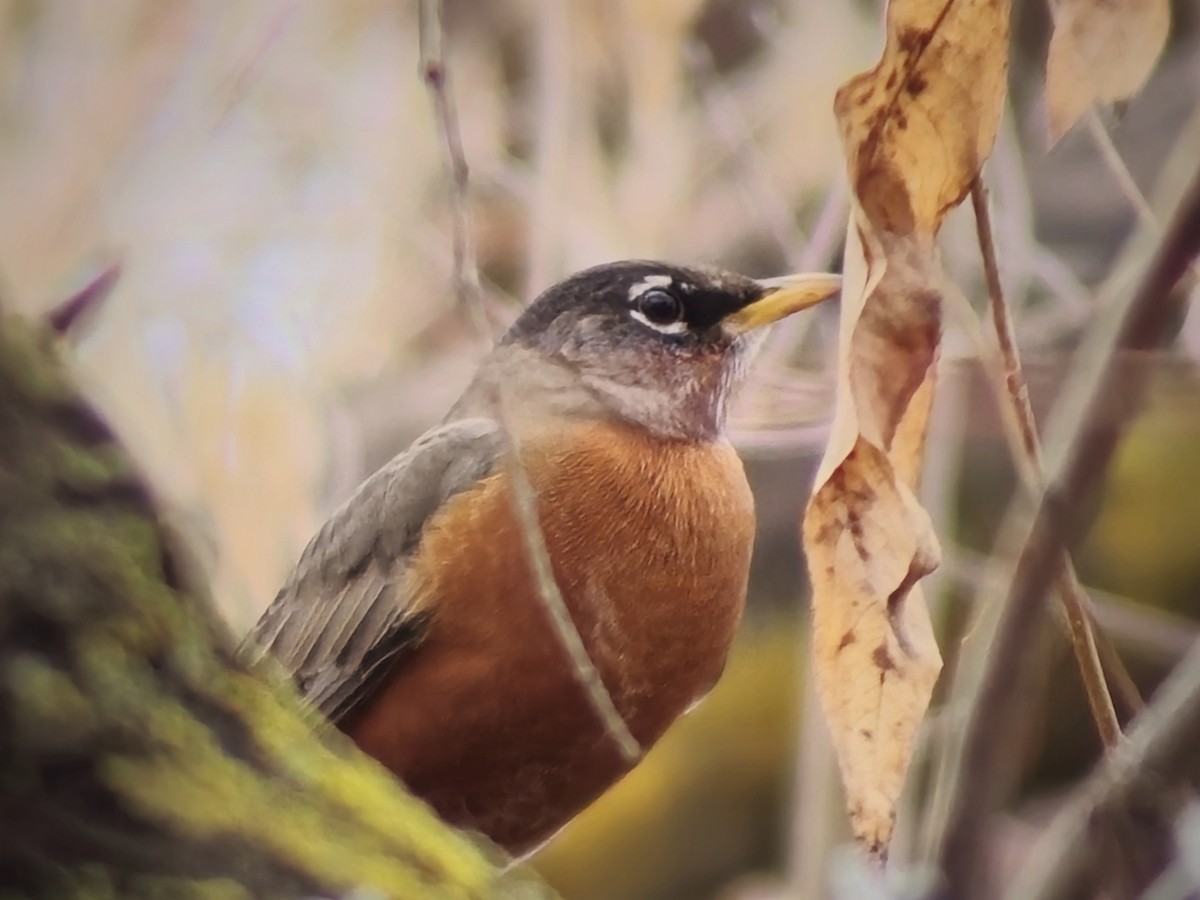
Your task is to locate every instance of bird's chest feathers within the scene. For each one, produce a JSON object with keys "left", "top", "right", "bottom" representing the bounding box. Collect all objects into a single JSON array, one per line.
[
  {"left": 408, "top": 419, "right": 756, "bottom": 743},
  {"left": 514, "top": 421, "right": 756, "bottom": 726}
]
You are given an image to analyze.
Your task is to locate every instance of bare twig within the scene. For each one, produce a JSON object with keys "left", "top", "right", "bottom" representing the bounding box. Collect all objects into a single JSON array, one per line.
[
  {"left": 526, "top": 0, "right": 571, "bottom": 294},
  {"left": 494, "top": 389, "right": 642, "bottom": 764},
  {"left": 414, "top": 0, "right": 638, "bottom": 769},
  {"left": 972, "top": 179, "right": 1038, "bottom": 469},
  {"left": 685, "top": 42, "right": 811, "bottom": 268},
  {"left": 940, "top": 280, "right": 1144, "bottom": 730},
  {"left": 1086, "top": 110, "right": 1159, "bottom": 234},
  {"left": 1085, "top": 111, "right": 1200, "bottom": 289},
  {"left": 970, "top": 178, "right": 1127, "bottom": 745},
  {"left": 757, "top": 178, "right": 849, "bottom": 374},
  {"left": 685, "top": 42, "right": 848, "bottom": 382},
  {"left": 1005, "top": 637, "right": 1200, "bottom": 900},
  {"left": 800, "top": 178, "right": 852, "bottom": 273},
  {"left": 416, "top": 1, "right": 638, "bottom": 764},
  {"left": 945, "top": 546, "right": 1200, "bottom": 664},
  {"left": 1030, "top": 249, "right": 1091, "bottom": 314},
  {"left": 417, "top": 0, "right": 492, "bottom": 340},
  {"left": 933, "top": 159, "right": 1200, "bottom": 897}
]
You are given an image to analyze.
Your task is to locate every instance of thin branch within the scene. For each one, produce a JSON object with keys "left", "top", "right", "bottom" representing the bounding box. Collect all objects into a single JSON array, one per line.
[
  {"left": 944, "top": 546, "right": 1200, "bottom": 664},
  {"left": 417, "top": 0, "right": 493, "bottom": 341},
  {"left": 757, "top": 178, "right": 849, "bottom": 375},
  {"left": 800, "top": 178, "right": 852, "bottom": 273},
  {"left": 941, "top": 278, "right": 1143, "bottom": 728},
  {"left": 1085, "top": 110, "right": 1200, "bottom": 289},
  {"left": 972, "top": 179, "right": 1038, "bottom": 468},
  {"left": 525, "top": 0, "right": 570, "bottom": 294},
  {"left": 1005, "top": 636, "right": 1200, "bottom": 900},
  {"left": 1086, "top": 110, "right": 1159, "bottom": 234},
  {"left": 970, "top": 177, "right": 1127, "bottom": 745},
  {"left": 934, "top": 158, "right": 1200, "bottom": 897},
  {"left": 685, "top": 43, "right": 848, "bottom": 380},
  {"left": 685, "top": 42, "right": 811, "bottom": 268},
  {"left": 417, "top": 0, "right": 639, "bottom": 765},
  {"left": 1029, "top": 248, "right": 1091, "bottom": 314},
  {"left": 493, "top": 389, "right": 642, "bottom": 764}
]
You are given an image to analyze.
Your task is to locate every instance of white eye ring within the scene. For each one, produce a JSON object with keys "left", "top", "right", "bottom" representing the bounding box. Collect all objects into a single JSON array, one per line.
[{"left": 630, "top": 307, "right": 688, "bottom": 334}]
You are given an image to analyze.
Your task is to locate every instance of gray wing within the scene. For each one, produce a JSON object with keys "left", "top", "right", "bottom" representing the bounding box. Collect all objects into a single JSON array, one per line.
[{"left": 244, "top": 416, "right": 505, "bottom": 723}]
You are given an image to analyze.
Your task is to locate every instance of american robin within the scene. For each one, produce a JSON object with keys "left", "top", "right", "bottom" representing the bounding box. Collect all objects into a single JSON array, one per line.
[{"left": 245, "top": 260, "right": 840, "bottom": 857}]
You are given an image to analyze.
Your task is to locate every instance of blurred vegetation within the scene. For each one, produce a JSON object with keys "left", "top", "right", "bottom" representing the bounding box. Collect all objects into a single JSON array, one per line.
[
  {"left": 2, "top": 1, "right": 1200, "bottom": 898},
  {"left": 537, "top": 623, "right": 803, "bottom": 900}
]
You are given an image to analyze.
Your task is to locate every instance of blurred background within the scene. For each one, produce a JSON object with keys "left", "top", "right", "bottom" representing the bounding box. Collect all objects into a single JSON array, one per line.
[{"left": 2, "top": 1, "right": 1199, "bottom": 897}]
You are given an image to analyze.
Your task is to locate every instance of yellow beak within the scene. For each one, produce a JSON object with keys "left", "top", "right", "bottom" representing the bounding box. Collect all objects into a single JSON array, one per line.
[{"left": 725, "top": 273, "right": 842, "bottom": 334}]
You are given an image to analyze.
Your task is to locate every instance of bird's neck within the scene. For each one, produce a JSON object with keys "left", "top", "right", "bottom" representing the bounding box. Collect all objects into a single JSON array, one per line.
[
  {"left": 449, "top": 345, "right": 741, "bottom": 444},
  {"left": 578, "top": 367, "right": 735, "bottom": 442}
]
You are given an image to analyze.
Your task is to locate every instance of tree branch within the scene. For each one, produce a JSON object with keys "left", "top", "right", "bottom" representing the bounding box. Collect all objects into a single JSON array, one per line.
[{"left": 933, "top": 158, "right": 1200, "bottom": 897}]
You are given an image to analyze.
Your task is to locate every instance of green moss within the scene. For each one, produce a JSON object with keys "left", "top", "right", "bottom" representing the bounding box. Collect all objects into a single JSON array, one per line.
[
  {"left": 44, "top": 432, "right": 128, "bottom": 493},
  {"left": 3, "top": 653, "right": 98, "bottom": 751},
  {"left": 33, "top": 871, "right": 255, "bottom": 900},
  {"left": 220, "top": 671, "right": 498, "bottom": 875},
  {"left": 119, "top": 877, "right": 254, "bottom": 900}
]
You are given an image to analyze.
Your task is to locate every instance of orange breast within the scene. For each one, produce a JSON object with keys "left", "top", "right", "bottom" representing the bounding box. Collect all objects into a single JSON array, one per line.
[{"left": 342, "top": 419, "right": 756, "bottom": 855}]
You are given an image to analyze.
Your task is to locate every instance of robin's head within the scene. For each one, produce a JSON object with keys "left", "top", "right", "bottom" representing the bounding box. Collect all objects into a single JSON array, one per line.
[{"left": 497, "top": 260, "right": 840, "bottom": 441}]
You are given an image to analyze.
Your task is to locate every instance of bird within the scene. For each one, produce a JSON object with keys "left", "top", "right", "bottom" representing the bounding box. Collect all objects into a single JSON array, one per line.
[{"left": 244, "top": 260, "right": 840, "bottom": 858}]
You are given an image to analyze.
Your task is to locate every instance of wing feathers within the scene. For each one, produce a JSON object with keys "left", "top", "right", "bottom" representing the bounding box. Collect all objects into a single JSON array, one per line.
[{"left": 243, "top": 417, "right": 504, "bottom": 722}]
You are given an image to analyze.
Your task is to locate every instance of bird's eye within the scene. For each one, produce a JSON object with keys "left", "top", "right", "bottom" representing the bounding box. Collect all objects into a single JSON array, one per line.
[{"left": 634, "top": 289, "right": 685, "bottom": 331}]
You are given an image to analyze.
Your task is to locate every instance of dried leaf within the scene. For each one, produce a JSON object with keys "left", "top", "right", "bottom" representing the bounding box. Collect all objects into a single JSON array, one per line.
[
  {"left": 1046, "top": 0, "right": 1171, "bottom": 143},
  {"left": 805, "top": 0, "right": 1010, "bottom": 856}
]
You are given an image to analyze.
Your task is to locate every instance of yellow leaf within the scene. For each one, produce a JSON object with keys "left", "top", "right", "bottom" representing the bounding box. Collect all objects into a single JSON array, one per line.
[
  {"left": 807, "top": 0, "right": 1011, "bottom": 856},
  {"left": 1046, "top": 0, "right": 1171, "bottom": 143}
]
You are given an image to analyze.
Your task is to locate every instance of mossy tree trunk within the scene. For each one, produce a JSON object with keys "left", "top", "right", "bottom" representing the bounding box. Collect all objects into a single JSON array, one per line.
[{"left": 0, "top": 315, "right": 553, "bottom": 900}]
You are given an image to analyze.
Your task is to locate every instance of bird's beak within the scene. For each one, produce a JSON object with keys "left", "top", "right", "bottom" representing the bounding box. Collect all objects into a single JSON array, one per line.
[{"left": 725, "top": 273, "right": 842, "bottom": 335}]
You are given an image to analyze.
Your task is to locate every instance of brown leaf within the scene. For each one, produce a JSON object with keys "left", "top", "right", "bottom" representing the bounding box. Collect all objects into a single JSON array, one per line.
[
  {"left": 806, "top": 0, "right": 1010, "bottom": 856},
  {"left": 834, "top": 0, "right": 1011, "bottom": 238},
  {"left": 1046, "top": 0, "right": 1171, "bottom": 143}
]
